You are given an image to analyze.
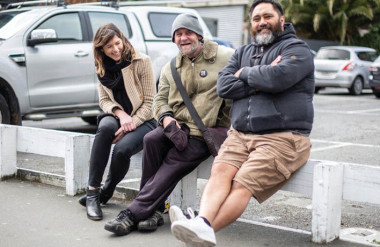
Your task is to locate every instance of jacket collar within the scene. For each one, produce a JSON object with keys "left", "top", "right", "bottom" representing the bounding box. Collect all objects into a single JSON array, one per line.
[{"left": 175, "top": 39, "right": 218, "bottom": 68}]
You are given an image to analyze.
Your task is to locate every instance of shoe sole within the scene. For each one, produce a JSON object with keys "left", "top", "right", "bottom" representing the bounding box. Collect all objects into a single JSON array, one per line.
[
  {"left": 87, "top": 215, "right": 102, "bottom": 221},
  {"left": 171, "top": 222, "right": 215, "bottom": 247},
  {"left": 104, "top": 224, "right": 130, "bottom": 236}
]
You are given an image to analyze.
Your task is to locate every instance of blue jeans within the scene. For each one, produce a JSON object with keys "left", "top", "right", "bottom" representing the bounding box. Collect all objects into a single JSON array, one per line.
[{"left": 88, "top": 116, "right": 156, "bottom": 194}]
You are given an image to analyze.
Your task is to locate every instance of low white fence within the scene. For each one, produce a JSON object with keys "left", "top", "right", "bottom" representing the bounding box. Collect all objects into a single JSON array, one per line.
[{"left": 1, "top": 124, "right": 380, "bottom": 244}]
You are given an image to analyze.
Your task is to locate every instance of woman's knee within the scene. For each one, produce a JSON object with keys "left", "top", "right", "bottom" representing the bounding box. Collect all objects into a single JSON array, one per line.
[{"left": 97, "top": 117, "right": 118, "bottom": 135}]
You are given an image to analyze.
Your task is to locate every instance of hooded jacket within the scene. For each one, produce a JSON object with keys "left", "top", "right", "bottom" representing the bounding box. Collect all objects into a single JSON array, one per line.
[
  {"left": 217, "top": 23, "right": 314, "bottom": 136},
  {"left": 154, "top": 39, "right": 234, "bottom": 137}
]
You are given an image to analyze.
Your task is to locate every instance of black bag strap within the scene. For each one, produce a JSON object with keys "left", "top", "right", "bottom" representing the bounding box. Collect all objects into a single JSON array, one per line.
[{"left": 170, "top": 57, "right": 207, "bottom": 132}]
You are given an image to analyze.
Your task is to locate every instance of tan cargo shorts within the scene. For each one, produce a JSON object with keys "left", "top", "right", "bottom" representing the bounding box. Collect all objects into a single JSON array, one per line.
[{"left": 214, "top": 129, "right": 311, "bottom": 203}]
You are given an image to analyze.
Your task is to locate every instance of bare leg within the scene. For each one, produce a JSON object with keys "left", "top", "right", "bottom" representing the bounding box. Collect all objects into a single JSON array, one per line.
[
  {"left": 211, "top": 181, "right": 252, "bottom": 232},
  {"left": 198, "top": 163, "right": 238, "bottom": 223}
]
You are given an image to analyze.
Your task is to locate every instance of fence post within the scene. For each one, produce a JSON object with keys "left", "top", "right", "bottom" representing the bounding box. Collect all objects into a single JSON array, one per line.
[
  {"left": 312, "top": 161, "right": 344, "bottom": 243},
  {"left": 65, "top": 134, "right": 91, "bottom": 195},
  {"left": 0, "top": 125, "right": 17, "bottom": 180}
]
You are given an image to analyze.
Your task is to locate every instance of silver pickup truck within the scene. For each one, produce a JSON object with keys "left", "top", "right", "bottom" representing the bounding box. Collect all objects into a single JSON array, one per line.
[{"left": 0, "top": 2, "right": 212, "bottom": 125}]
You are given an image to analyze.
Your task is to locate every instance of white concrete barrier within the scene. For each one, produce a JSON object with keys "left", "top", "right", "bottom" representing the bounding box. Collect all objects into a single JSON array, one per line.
[{"left": 1, "top": 123, "right": 380, "bottom": 244}]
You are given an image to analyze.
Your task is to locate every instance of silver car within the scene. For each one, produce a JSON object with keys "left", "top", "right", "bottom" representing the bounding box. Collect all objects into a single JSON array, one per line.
[{"left": 314, "top": 46, "right": 378, "bottom": 95}]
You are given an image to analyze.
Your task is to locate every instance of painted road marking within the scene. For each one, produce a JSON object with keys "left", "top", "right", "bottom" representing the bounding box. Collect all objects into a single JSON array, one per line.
[{"left": 311, "top": 139, "right": 380, "bottom": 152}]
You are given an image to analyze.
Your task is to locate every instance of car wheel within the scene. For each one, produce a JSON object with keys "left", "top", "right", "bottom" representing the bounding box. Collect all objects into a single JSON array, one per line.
[
  {"left": 81, "top": 116, "right": 97, "bottom": 125},
  {"left": 348, "top": 77, "right": 363, "bottom": 95},
  {"left": 372, "top": 89, "right": 380, "bottom": 98},
  {"left": 0, "top": 94, "right": 11, "bottom": 124},
  {"left": 314, "top": 87, "right": 323, "bottom": 94}
]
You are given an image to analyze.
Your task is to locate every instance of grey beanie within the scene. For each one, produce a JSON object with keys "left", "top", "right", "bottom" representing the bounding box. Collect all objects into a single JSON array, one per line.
[{"left": 171, "top": 14, "right": 203, "bottom": 42}]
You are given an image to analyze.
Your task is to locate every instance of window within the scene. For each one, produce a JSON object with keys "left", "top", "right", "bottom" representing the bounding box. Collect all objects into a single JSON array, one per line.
[
  {"left": 357, "top": 51, "right": 378, "bottom": 62},
  {"left": 88, "top": 12, "right": 131, "bottom": 38},
  {"left": 203, "top": 17, "right": 218, "bottom": 37},
  {"left": 315, "top": 49, "right": 350, "bottom": 60},
  {"left": 148, "top": 12, "right": 179, "bottom": 37},
  {"left": 37, "top": 13, "right": 82, "bottom": 41}
]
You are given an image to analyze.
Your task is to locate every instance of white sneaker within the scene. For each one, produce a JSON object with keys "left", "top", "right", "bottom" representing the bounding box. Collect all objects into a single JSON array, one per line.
[
  {"left": 171, "top": 216, "right": 216, "bottom": 247},
  {"left": 169, "top": 205, "right": 187, "bottom": 223}
]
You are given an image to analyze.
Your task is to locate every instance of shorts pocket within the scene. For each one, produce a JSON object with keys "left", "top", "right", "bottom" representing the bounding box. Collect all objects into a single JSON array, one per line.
[{"left": 274, "top": 159, "right": 291, "bottom": 180}]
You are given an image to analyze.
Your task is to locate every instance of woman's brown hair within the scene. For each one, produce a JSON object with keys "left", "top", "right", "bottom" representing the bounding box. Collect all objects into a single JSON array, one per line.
[{"left": 93, "top": 23, "right": 135, "bottom": 77}]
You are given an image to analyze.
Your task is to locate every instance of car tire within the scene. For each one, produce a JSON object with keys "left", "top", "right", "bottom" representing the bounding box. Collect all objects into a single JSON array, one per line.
[
  {"left": 0, "top": 94, "right": 11, "bottom": 124},
  {"left": 372, "top": 90, "right": 380, "bottom": 98},
  {"left": 81, "top": 116, "right": 97, "bottom": 125},
  {"left": 349, "top": 77, "right": 363, "bottom": 95},
  {"left": 314, "top": 87, "right": 323, "bottom": 94}
]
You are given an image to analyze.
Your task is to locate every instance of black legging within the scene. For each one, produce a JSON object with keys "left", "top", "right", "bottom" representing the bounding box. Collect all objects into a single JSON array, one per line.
[{"left": 88, "top": 116, "right": 155, "bottom": 194}]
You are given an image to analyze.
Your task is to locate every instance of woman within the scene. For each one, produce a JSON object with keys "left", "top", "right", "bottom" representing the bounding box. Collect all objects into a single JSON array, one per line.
[{"left": 79, "top": 23, "right": 156, "bottom": 221}]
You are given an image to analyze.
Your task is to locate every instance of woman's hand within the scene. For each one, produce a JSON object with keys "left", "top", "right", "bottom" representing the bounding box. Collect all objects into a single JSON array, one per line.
[{"left": 112, "top": 108, "right": 136, "bottom": 143}]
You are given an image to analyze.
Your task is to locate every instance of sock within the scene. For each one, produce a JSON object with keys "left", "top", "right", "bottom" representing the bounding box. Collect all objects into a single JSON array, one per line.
[{"left": 200, "top": 216, "right": 211, "bottom": 227}]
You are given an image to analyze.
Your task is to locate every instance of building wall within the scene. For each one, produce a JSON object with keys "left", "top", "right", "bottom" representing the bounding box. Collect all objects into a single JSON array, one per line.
[{"left": 195, "top": 5, "right": 246, "bottom": 48}]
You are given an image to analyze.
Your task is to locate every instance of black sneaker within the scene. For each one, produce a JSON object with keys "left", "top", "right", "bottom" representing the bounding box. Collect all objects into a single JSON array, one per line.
[
  {"left": 137, "top": 211, "right": 164, "bottom": 232},
  {"left": 104, "top": 210, "right": 136, "bottom": 236}
]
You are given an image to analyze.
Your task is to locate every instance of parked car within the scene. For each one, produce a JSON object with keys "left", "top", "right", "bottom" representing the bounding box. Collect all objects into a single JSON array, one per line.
[
  {"left": 213, "top": 38, "right": 234, "bottom": 48},
  {"left": 0, "top": 1, "right": 212, "bottom": 125},
  {"left": 369, "top": 55, "right": 380, "bottom": 98},
  {"left": 314, "top": 46, "right": 378, "bottom": 95}
]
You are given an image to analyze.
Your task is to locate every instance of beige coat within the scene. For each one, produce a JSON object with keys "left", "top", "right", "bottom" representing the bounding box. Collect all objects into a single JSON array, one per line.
[
  {"left": 98, "top": 51, "right": 155, "bottom": 127},
  {"left": 154, "top": 39, "right": 234, "bottom": 137}
]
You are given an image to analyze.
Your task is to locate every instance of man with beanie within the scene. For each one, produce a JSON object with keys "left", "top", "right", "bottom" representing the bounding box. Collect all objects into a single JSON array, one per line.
[
  {"left": 104, "top": 13, "right": 234, "bottom": 237},
  {"left": 170, "top": 1, "right": 314, "bottom": 246}
]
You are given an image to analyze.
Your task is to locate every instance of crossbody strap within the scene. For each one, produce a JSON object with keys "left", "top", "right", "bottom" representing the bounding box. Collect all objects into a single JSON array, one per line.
[{"left": 170, "top": 57, "right": 207, "bottom": 132}]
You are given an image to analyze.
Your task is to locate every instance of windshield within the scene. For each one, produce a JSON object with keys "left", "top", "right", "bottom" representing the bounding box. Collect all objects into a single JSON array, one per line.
[
  {"left": 0, "top": 10, "right": 40, "bottom": 40},
  {"left": 315, "top": 49, "right": 350, "bottom": 60}
]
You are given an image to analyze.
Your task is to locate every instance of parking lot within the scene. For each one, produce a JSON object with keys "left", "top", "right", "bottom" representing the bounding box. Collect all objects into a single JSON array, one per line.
[{"left": 23, "top": 87, "right": 380, "bottom": 167}]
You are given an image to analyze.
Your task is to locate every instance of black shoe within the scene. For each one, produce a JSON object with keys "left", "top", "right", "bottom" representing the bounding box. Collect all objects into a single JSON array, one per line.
[
  {"left": 86, "top": 188, "right": 102, "bottom": 221},
  {"left": 104, "top": 210, "right": 136, "bottom": 236},
  {"left": 78, "top": 188, "right": 112, "bottom": 207},
  {"left": 137, "top": 211, "right": 164, "bottom": 232}
]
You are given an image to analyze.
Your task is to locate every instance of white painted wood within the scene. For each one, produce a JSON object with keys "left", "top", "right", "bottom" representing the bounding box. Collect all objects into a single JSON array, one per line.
[
  {"left": 64, "top": 134, "right": 91, "bottom": 195},
  {"left": 312, "top": 161, "right": 344, "bottom": 243},
  {"left": 281, "top": 160, "right": 320, "bottom": 196},
  {"left": 180, "top": 169, "right": 199, "bottom": 211},
  {"left": 0, "top": 125, "right": 17, "bottom": 179},
  {"left": 342, "top": 163, "right": 380, "bottom": 204},
  {"left": 17, "top": 126, "right": 74, "bottom": 158}
]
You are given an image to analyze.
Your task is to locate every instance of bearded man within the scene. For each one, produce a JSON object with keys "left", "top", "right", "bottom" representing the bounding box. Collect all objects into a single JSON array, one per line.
[{"left": 170, "top": 0, "right": 315, "bottom": 246}]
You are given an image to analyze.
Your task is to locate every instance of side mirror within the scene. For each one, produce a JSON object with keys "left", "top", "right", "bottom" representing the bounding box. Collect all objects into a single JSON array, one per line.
[{"left": 27, "top": 29, "right": 58, "bottom": 46}]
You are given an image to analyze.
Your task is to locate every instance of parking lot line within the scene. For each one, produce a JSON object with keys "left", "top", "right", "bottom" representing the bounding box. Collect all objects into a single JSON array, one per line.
[
  {"left": 311, "top": 139, "right": 380, "bottom": 152},
  {"left": 315, "top": 108, "right": 380, "bottom": 115}
]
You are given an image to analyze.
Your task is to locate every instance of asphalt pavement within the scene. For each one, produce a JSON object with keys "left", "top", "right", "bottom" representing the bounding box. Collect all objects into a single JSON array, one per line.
[{"left": 0, "top": 178, "right": 371, "bottom": 247}]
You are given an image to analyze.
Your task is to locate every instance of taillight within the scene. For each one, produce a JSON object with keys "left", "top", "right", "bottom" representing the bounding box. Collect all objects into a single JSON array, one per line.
[{"left": 342, "top": 62, "right": 356, "bottom": 71}]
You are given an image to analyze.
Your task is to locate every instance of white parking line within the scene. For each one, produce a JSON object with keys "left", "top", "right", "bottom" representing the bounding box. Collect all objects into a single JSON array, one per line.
[
  {"left": 315, "top": 108, "right": 380, "bottom": 115},
  {"left": 311, "top": 139, "right": 380, "bottom": 152}
]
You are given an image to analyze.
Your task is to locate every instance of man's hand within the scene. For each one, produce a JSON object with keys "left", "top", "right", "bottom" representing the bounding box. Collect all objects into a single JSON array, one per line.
[
  {"left": 234, "top": 67, "right": 245, "bottom": 78},
  {"left": 163, "top": 116, "right": 180, "bottom": 128},
  {"left": 271, "top": 55, "right": 282, "bottom": 66}
]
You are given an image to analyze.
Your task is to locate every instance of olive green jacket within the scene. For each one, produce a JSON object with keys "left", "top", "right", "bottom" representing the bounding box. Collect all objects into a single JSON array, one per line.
[{"left": 154, "top": 39, "right": 234, "bottom": 137}]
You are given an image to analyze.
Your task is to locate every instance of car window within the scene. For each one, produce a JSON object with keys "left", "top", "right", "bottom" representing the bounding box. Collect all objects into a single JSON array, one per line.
[
  {"left": 148, "top": 12, "right": 179, "bottom": 37},
  {"left": 88, "top": 12, "right": 131, "bottom": 39},
  {"left": 356, "top": 52, "right": 376, "bottom": 62},
  {"left": 36, "top": 13, "right": 83, "bottom": 41},
  {"left": 315, "top": 49, "right": 350, "bottom": 60}
]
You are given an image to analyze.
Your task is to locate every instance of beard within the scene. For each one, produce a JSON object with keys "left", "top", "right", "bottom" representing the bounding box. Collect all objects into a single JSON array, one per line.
[
  {"left": 179, "top": 42, "right": 199, "bottom": 57},
  {"left": 251, "top": 20, "right": 283, "bottom": 46}
]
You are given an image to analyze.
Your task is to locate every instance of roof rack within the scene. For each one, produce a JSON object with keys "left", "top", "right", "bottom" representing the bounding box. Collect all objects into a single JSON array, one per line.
[
  {"left": 4, "top": 0, "right": 66, "bottom": 10},
  {"left": 75, "top": 0, "right": 119, "bottom": 9}
]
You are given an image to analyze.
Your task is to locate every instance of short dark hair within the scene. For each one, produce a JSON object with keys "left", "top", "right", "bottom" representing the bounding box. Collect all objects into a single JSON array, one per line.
[{"left": 249, "top": 0, "right": 284, "bottom": 17}]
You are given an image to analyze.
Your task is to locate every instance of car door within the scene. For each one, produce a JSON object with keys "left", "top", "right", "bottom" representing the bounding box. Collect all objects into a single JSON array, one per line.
[{"left": 25, "top": 11, "right": 97, "bottom": 108}]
